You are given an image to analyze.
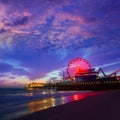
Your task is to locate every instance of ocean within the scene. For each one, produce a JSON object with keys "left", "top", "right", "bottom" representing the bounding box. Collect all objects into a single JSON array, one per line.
[{"left": 0, "top": 88, "right": 98, "bottom": 120}]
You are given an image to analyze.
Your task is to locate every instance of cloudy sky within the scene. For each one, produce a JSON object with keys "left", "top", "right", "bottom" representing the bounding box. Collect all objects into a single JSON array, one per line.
[{"left": 0, "top": 0, "right": 120, "bottom": 87}]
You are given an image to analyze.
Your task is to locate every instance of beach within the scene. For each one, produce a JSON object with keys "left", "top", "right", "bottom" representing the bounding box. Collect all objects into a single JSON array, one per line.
[
  {"left": 0, "top": 88, "right": 98, "bottom": 120},
  {"left": 14, "top": 90, "right": 120, "bottom": 120}
]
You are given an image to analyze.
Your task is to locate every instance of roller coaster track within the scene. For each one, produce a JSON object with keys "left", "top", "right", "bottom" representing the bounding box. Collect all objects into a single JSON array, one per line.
[{"left": 108, "top": 69, "right": 120, "bottom": 80}]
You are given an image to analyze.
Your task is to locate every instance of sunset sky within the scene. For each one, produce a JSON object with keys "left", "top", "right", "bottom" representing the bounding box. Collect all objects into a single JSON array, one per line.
[{"left": 0, "top": 0, "right": 120, "bottom": 87}]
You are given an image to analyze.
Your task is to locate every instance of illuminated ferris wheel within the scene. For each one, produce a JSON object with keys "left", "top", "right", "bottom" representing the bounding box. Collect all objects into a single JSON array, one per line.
[{"left": 67, "top": 58, "right": 91, "bottom": 79}]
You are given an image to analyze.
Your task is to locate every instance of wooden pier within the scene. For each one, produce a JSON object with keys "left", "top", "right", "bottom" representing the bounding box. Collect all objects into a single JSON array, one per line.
[{"left": 43, "top": 79, "right": 120, "bottom": 91}]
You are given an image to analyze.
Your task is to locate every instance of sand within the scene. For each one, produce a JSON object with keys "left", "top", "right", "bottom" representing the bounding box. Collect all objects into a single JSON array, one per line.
[{"left": 14, "top": 90, "right": 120, "bottom": 120}]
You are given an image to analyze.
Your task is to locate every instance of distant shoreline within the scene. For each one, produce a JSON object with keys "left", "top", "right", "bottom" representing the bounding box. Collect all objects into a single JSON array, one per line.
[{"left": 14, "top": 90, "right": 120, "bottom": 120}]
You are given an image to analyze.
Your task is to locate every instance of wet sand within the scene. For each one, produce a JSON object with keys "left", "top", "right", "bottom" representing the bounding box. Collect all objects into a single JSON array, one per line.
[{"left": 15, "top": 90, "right": 120, "bottom": 120}]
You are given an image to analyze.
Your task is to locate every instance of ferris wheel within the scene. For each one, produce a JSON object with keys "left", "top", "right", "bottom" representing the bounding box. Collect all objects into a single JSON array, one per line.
[{"left": 67, "top": 58, "right": 91, "bottom": 79}]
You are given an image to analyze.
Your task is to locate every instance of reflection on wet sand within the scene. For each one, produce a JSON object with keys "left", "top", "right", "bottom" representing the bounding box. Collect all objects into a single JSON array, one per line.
[
  {"left": 28, "top": 92, "right": 100, "bottom": 113},
  {"left": 28, "top": 97, "right": 56, "bottom": 112}
]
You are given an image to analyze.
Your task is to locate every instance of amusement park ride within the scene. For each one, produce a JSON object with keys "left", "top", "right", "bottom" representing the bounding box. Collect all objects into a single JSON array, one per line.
[
  {"left": 25, "top": 57, "right": 120, "bottom": 91},
  {"left": 64, "top": 58, "right": 120, "bottom": 81}
]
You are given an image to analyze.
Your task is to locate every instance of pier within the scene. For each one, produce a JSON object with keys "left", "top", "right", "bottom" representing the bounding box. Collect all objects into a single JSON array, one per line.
[
  {"left": 43, "top": 78, "right": 120, "bottom": 91},
  {"left": 25, "top": 58, "right": 120, "bottom": 91},
  {"left": 43, "top": 58, "right": 120, "bottom": 91}
]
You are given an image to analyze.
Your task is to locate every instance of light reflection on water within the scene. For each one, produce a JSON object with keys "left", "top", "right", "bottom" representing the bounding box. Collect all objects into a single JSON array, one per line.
[
  {"left": 0, "top": 90, "right": 56, "bottom": 96},
  {"left": 0, "top": 91, "right": 103, "bottom": 120},
  {"left": 28, "top": 97, "right": 56, "bottom": 112},
  {"left": 28, "top": 92, "right": 99, "bottom": 113}
]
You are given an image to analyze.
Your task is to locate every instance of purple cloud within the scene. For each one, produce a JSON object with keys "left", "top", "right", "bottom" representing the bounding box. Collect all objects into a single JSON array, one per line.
[{"left": 0, "top": 0, "right": 120, "bottom": 86}]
